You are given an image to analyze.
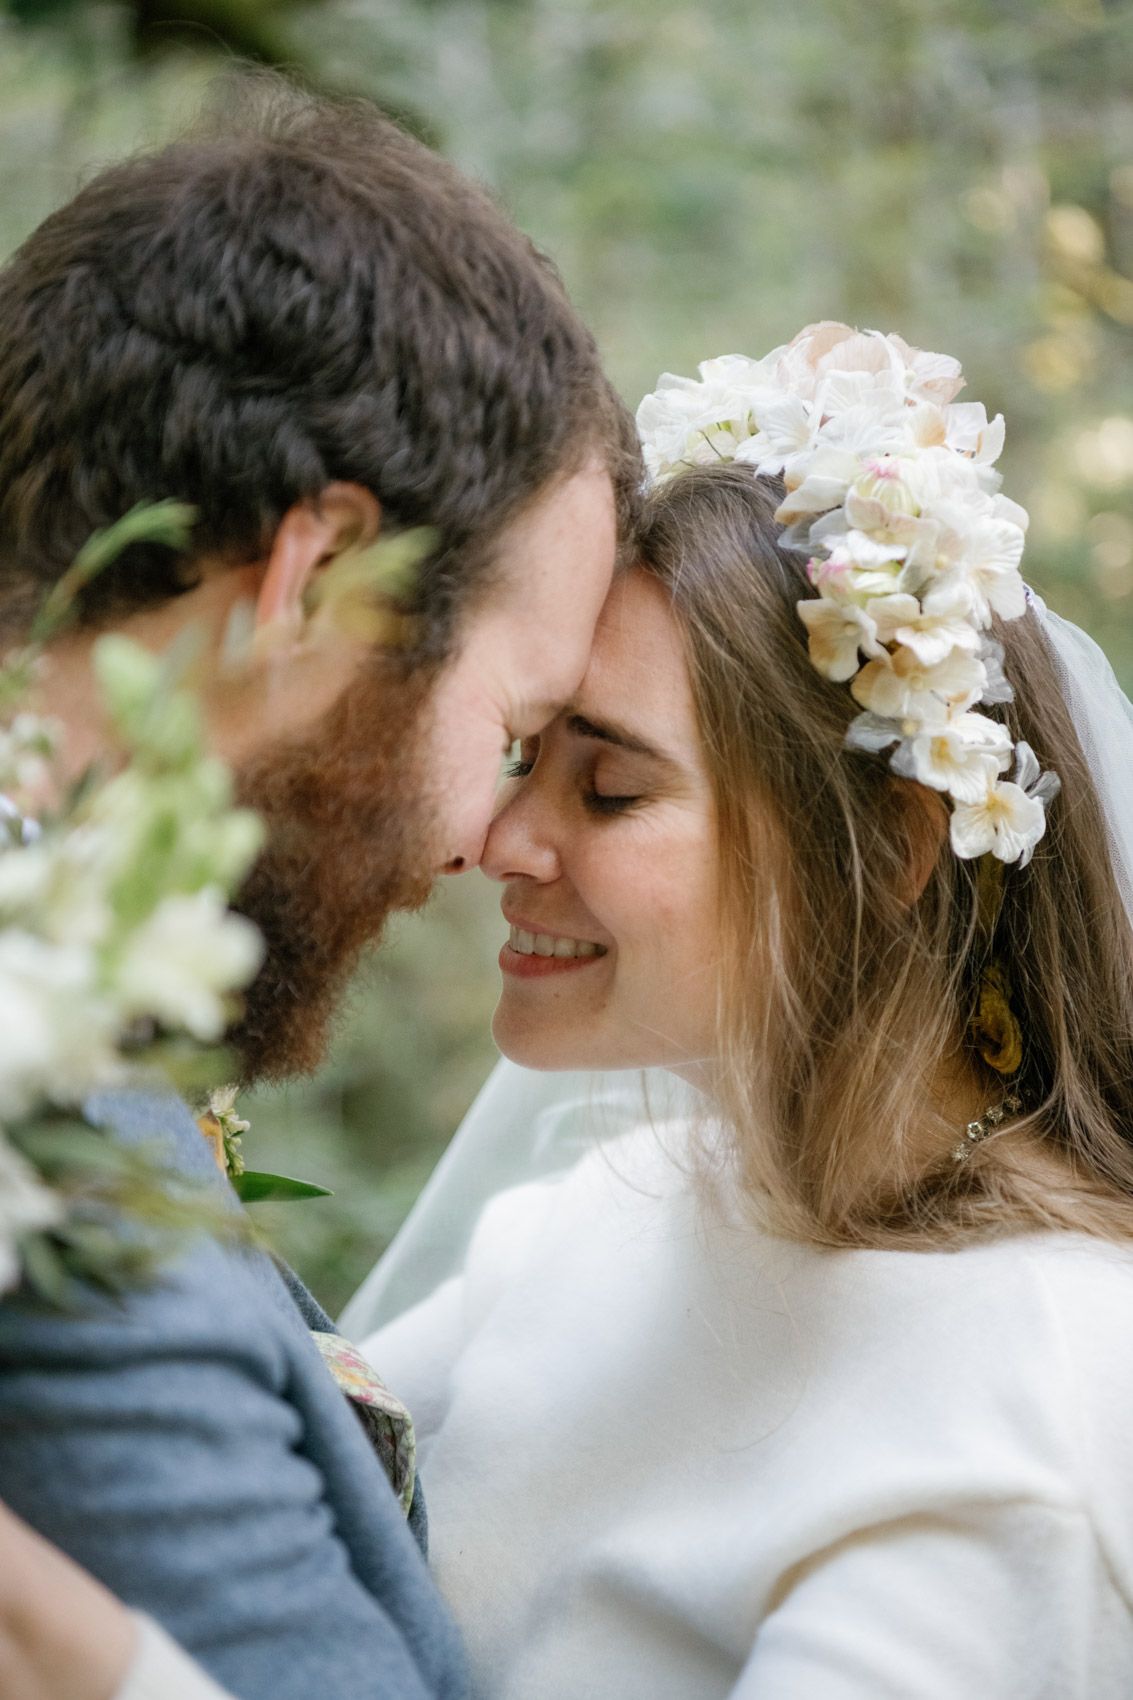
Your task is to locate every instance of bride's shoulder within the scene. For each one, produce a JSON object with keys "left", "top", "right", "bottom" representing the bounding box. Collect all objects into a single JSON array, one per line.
[
  {"left": 1000, "top": 1229, "right": 1133, "bottom": 1376},
  {"left": 817, "top": 1228, "right": 1133, "bottom": 1449},
  {"left": 830, "top": 1225, "right": 1133, "bottom": 1348}
]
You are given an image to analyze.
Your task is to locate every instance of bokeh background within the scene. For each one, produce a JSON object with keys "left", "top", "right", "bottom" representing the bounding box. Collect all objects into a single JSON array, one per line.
[{"left": 2, "top": 0, "right": 1131, "bottom": 1309}]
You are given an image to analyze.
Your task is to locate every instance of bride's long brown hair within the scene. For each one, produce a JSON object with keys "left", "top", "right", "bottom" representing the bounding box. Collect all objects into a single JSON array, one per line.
[{"left": 640, "top": 462, "right": 1133, "bottom": 1248}]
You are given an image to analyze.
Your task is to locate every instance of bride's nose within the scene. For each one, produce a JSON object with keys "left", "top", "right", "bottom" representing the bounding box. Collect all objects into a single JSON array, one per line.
[{"left": 481, "top": 787, "right": 562, "bottom": 886}]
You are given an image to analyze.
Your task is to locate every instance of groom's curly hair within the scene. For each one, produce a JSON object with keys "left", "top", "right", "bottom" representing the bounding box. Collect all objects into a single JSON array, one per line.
[{"left": 0, "top": 73, "right": 640, "bottom": 648}]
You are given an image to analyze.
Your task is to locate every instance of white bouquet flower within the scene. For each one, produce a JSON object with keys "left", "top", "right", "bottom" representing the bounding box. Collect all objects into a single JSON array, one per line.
[
  {"left": 0, "top": 502, "right": 433, "bottom": 1301},
  {"left": 0, "top": 503, "right": 267, "bottom": 1304}
]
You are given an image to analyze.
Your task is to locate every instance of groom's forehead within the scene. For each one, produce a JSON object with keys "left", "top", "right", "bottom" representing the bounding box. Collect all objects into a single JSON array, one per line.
[{"left": 467, "top": 467, "right": 616, "bottom": 657}]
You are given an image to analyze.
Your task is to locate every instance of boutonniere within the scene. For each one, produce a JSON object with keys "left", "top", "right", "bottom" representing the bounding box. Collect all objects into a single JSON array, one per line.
[{"left": 198, "top": 1085, "right": 332, "bottom": 1204}]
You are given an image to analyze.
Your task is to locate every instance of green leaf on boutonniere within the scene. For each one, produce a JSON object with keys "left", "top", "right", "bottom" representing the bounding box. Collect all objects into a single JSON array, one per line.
[{"left": 233, "top": 1170, "right": 334, "bottom": 1203}]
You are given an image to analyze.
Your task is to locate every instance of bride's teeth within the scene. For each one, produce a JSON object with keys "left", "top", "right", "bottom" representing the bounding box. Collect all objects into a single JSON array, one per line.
[{"left": 507, "top": 924, "right": 604, "bottom": 959}]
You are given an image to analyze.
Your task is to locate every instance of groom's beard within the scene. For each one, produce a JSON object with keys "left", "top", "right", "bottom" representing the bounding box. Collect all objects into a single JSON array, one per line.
[{"left": 227, "top": 659, "right": 441, "bottom": 1085}]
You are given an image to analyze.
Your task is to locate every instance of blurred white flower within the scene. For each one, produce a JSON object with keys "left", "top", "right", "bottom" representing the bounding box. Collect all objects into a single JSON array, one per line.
[
  {"left": 0, "top": 712, "right": 59, "bottom": 797},
  {"left": 0, "top": 931, "right": 118, "bottom": 1119},
  {"left": 0, "top": 509, "right": 272, "bottom": 1302},
  {"left": 0, "top": 1132, "right": 63, "bottom": 1295},
  {"left": 0, "top": 833, "right": 115, "bottom": 948},
  {"left": 114, "top": 887, "right": 264, "bottom": 1042}
]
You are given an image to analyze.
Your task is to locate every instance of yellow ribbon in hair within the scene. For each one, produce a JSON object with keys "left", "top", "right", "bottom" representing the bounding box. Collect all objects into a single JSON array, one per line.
[{"left": 971, "top": 960, "right": 1023, "bottom": 1076}]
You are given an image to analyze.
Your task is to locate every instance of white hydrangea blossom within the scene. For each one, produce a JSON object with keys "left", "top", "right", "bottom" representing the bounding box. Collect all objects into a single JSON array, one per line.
[{"left": 636, "top": 321, "right": 1058, "bottom": 865}]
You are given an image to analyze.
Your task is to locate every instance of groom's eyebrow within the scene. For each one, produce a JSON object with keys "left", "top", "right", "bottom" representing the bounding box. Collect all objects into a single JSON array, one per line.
[{"left": 565, "top": 712, "right": 669, "bottom": 764}]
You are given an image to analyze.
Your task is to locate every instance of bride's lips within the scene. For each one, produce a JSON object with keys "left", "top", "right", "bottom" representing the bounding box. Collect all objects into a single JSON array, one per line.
[{"left": 499, "top": 918, "right": 609, "bottom": 980}]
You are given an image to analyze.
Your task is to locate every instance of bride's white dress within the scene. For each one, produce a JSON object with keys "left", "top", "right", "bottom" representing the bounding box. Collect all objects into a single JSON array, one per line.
[{"left": 348, "top": 1060, "right": 1133, "bottom": 1700}]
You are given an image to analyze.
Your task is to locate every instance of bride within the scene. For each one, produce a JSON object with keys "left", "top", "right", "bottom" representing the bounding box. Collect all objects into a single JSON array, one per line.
[
  {"left": 9, "top": 322, "right": 1133, "bottom": 1697},
  {"left": 351, "top": 323, "right": 1133, "bottom": 1697}
]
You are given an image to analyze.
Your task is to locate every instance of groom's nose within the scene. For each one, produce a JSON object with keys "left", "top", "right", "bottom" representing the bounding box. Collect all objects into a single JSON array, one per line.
[{"left": 438, "top": 810, "right": 491, "bottom": 876}]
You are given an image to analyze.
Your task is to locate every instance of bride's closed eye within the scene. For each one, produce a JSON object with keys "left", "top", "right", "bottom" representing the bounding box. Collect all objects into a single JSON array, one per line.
[
  {"left": 504, "top": 739, "right": 643, "bottom": 816},
  {"left": 583, "top": 789, "right": 642, "bottom": 817}
]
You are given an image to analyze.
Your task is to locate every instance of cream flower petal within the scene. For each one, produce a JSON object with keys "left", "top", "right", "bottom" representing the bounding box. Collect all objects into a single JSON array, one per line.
[
  {"left": 946, "top": 402, "right": 1006, "bottom": 464},
  {"left": 775, "top": 447, "right": 863, "bottom": 522},
  {"left": 867, "top": 584, "right": 982, "bottom": 666},
  {"left": 864, "top": 593, "right": 923, "bottom": 644},
  {"left": 851, "top": 646, "right": 986, "bottom": 721},
  {"left": 950, "top": 780, "right": 1048, "bottom": 864},
  {"left": 797, "top": 598, "right": 883, "bottom": 682},
  {"left": 889, "top": 712, "right": 1013, "bottom": 803},
  {"left": 888, "top": 335, "right": 966, "bottom": 405},
  {"left": 115, "top": 887, "right": 264, "bottom": 1042},
  {"left": 735, "top": 392, "right": 814, "bottom": 474}
]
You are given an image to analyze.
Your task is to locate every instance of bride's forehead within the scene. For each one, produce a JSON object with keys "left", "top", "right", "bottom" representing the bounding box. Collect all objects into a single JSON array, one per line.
[
  {"left": 577, "top": 569, "right": 695, "bottom": 732},
  {"left": 592, "top": 567, "right": 681, "bottom": 656}
]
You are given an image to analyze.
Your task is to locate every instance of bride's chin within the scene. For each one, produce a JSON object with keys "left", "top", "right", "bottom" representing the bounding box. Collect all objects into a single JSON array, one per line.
[
  {"left": 491, "top": 1012, "right": 557, "bottom": 1071},
  {"left": 491, "top": 1004, "right": 591, "bottom": 1072}
]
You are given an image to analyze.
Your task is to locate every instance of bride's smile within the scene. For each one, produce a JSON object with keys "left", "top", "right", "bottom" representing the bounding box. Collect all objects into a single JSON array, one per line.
[{"left": 483, "top": 568, "right": 720, "bottom": 1075}]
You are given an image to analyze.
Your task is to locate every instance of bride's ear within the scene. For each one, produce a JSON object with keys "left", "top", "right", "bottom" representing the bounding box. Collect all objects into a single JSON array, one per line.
[
  {"left": 254, "top": 483, "right": 382, "bottom": 647},
  {"left": 892, "top": 778, "right": 949, "bottom": 905}
]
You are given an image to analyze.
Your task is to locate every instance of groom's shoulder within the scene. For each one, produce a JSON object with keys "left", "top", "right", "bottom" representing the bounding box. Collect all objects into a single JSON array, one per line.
[
  {"left": 86, "top": 1085, "right": 232, "bottom": 1184},
  {"left": 0, "top": 1087, "right": 299, "bottom": 1424},
  {"left": 0, "top": 1090, "right": 467, "bottom": 1700}
]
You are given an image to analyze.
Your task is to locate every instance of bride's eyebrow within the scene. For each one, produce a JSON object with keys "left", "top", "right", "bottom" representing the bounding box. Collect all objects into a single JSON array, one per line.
[{"left": 564, "top": 711, "right": 672, "bottom": 766}]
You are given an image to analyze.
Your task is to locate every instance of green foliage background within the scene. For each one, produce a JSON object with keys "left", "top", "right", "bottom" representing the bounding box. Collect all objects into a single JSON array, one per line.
[{"left": 2, "top": 0, "right": 1131, "bottom": 1310}]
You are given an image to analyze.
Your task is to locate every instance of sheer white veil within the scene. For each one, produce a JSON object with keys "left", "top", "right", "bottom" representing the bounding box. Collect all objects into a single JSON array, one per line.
[
  {"left": 340, "top": 594, "right": 1133, "bottom": 1344},
  {"left": 1030, "top": 592, "right": 1133, "bottom": 925},
  {"left": 339, "top": 1062, "right": 697, "bottom": 1339}
]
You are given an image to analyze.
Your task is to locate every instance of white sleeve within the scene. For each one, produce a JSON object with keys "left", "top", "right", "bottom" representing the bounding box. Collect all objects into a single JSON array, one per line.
[
  {"left": 114, "top": 1615, "right": 237, "bottom": 1700},
  {"left": 732, "top": 1500, "right": 1131, "bottom": 1700}
]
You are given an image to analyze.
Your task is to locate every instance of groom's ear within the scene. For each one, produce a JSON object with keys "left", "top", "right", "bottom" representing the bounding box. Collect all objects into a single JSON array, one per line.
[{"left": 254, "top": 483, "right": 382, "bottom": 647}]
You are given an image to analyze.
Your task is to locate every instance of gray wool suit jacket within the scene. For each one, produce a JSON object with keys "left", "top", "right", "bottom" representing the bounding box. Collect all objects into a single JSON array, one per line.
[{"left": 0, "top": 1090, "right": 468, "bottom": 1700}]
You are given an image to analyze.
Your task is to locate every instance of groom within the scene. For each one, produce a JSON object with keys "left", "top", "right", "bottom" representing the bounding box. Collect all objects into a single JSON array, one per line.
[{"left": 0, "top": 76, "right": 639, "bottom": 1700}]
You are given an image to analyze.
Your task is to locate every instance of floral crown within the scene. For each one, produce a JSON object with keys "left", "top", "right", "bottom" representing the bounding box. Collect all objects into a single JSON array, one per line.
[{"left": 636, "top": 322, "right": 1059, "bottom": 867}]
